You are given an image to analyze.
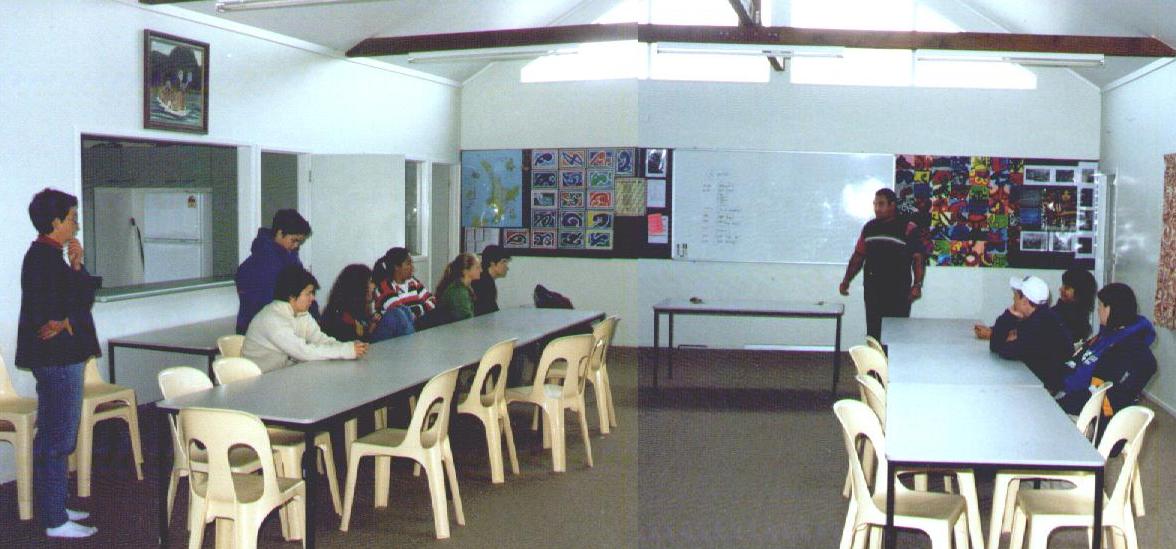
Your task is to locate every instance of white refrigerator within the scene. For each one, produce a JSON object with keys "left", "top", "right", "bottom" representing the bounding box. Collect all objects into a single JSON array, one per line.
[{"left": 93, "top": 188, "right": 214, "bottom": 287}]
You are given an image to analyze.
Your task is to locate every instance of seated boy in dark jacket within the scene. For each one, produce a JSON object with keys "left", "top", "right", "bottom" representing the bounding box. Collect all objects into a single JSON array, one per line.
[{"left": 990, "top": 276, "right": 1073, "bottom": 392}]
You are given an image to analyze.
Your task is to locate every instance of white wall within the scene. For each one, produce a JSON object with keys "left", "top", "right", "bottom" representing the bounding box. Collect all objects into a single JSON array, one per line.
[
  {"left": 462, "top": 61, "right": 1100, "bottom": 348},
  {"left": 1100, "top": 60, "right": 1176, "bottom": 413},
  {"left": 0, "top": 0, "right": 459, "bottom": 483}
]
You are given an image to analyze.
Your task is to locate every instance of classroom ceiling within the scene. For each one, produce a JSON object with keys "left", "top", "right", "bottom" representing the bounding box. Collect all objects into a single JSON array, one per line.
[{"left": 159, "top": 0, "right": 1174, "bottom": 87}]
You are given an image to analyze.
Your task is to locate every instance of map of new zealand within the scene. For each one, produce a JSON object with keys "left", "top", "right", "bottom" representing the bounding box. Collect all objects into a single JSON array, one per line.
[{"left": 461, "top": 150, "right": 523, "bottom": 228}]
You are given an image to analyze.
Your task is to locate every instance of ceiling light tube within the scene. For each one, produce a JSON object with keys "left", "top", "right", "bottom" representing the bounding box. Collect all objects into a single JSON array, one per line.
[
  {"left": 407, "top": 45, "right": 578, "bottom": 64},
  {"left": 655, "top": 42, "right": 844, "bottom": 58},
  {"left": 216, "top": 0, "right": 381, "bottom": 12},
  {"left": 915, "top": 49, "right": 1105, "bottom": 68}
]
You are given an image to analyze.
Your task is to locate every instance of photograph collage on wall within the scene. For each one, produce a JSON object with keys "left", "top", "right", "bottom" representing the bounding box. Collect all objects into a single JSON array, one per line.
[
  {"left": 895, "top": 155, "right": 1097, "bottom": 269},
  {"left": 460, "top": 147, "right": 672, "bottom": 259}
]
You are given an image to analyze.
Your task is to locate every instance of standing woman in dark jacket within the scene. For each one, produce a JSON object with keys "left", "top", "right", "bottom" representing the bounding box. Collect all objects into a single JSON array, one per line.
[
  {"left": 15, "top": 189, "right": 100, "bottom": 538},
  {"left": 1056, "top": 283, "right": 1157, "bottom": 418}
]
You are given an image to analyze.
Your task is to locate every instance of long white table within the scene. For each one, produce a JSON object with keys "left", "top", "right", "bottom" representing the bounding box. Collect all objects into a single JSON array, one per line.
[
  {"left": 651, "top": 298, "right": 844, "bottom": 395},
  {"left": 886, "top": 343, "right": 1042, "bottom": 387},
  {"left": 154, "top": 307, "right": 604, "bottom": 548},
  {"left": 881, "top": 317, "right": 984, "bottom": 346}
]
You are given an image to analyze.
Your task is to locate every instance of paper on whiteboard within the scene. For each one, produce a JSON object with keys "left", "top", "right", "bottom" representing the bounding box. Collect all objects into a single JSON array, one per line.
[{"left": 647, "top": 179, "right": 666, "bottom": 208}]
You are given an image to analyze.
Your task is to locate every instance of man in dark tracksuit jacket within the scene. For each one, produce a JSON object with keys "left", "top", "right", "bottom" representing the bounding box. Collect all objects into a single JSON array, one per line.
[{"left": 990, "top": 275, "right": 1073, "bottom": 392}]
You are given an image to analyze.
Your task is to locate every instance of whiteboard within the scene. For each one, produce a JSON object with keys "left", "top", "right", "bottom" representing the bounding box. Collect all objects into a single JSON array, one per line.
[{"left": 672, "top": 149, "right": 895, "bottom": 264}]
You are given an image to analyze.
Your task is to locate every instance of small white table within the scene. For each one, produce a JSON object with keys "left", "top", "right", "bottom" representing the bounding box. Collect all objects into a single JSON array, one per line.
[
  {"left": 651, "top": 299, "right": 845, "bottom": 395},
  {"left": 155, "top": 307, "right": 604, "bottom": 548},
  {"left": 884, "top": 383, "right": 1105, "bottom": 549}
]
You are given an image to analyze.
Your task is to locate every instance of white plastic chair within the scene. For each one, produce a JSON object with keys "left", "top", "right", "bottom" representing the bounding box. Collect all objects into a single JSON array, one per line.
[
  {"left": 0, "top": 353, "right": 36, "bottom": 520},
  {"left": 505, "top": 334, "right": 596, "bottom": 472},
  {"left": 850, "top": 345, "right": 888, "bottom": 387},
  {"left": 542, "top": 316, "right": 621, "bottom": 435},
  {"left": 73, "top": 357, "right": 143, "bottom": 497},
  {"left": 456, "top": 339, "right": 520, "bottom": 484},
  {"left": 216, "top": 335, "right": 246, "bottom": 358},
  {"left": 1008, "top": 405, "right": 1155, "bottom": 549},
  {"left": 212, "top": 356, "right": 343, "bottom": 516},
  {"left": 865, "top": 335, "right": 886, "bottom": 356},
  {"left": 989, "top": 382, "right": 1115, "bottom": 549},
  {"left": 834, "top": 399, "right": 969, "bottom": 549},
  {"left": 181, "top": 407, "right": 306, "bottom": 549},
  {"left": 340, "top": 369, "right": 464, "bottom": 539}
]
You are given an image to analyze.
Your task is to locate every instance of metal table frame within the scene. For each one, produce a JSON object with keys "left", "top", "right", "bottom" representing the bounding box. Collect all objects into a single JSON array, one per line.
[{"left": 651, "top": 299, "right": 844, "bottom": 395}]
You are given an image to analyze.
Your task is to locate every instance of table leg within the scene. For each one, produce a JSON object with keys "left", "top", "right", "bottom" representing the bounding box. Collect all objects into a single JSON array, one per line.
[
  {"left": 652, "top": 311, "right": 660, "bottom": 390},
  {"left": 831, "top": 316, "right": 842, "bottom": 397},
  {"left": 885, "top": 463, "right": 896, "bottom": 549},
  {"left": 1092, "top": 467, "right": 1104, "bottom": 549},
  {"left": 206, "top": 355, "right": 216, "bottom": 382},
  {"left": 108, "top": 343, "right": 117, "bottom": 384},
  {"left": 667, "top": 313, "right": 675, "bottom": 380},
  {"left": 303, "top": 430, "right": 317, "bottom": 549},
  {"left": 157, "top": 406, "right": 171, "bottom": 547}
]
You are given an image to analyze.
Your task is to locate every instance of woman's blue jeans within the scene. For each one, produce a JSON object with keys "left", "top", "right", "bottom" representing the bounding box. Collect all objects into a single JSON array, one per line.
[{"left": 32, "top": 361, "right": 85, "bottom": 529}]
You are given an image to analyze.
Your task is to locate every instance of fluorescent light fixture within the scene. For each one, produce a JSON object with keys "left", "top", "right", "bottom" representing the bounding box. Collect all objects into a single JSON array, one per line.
[
  {"left": 655, "top": 42, "right": 844, "bottom": 59},
  {"left": 216, "top": 0, "right": 381, "bottom": 12},
  {"left": 915, "top": 49, "right": 1105, "bottom": 68},
  {"left": 407, "top": 45, "right": 578, "bottom": 64}
]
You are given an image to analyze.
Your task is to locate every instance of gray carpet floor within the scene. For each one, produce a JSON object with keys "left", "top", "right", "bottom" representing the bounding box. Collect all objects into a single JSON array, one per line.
[{"left": 1, "top": 347, "right": 1172, "bottom": 548}]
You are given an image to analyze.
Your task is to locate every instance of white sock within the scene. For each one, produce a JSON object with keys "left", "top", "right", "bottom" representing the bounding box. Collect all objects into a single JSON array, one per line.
[
  {"left": 46, "top": 520, "right": 98, "bottom": 539},
  {"left": 66, "top": 508, "right": 90, "bottom": 521}
]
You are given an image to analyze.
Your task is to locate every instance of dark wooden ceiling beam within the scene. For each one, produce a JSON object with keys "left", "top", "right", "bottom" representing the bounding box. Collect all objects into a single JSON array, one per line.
[
  {"left": 347, "top": 23, "right": 637, "bottom": 57},
  {"left": 726, "top": 0, "right": 785, "bottom": 72},
  {"left": 347, "top": 23, "right": 1174, "bottom": 58}
]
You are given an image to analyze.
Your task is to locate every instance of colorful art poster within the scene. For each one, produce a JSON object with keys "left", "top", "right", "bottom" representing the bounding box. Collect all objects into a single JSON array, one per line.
[
  {"left": 587, "top": 229, "right": 613, "bottom": 250},
  {"left": 645, "top": 148, "right": 667, "bottom": 177},
  {"left": 560, "top": 170, "right": 585, "bottom": 188},
  {"left": 560, "top": 210, "right": 585, "bottom": 228},
  {"left": 588, "top": 190, "right": 613, "bottom": 209},
  {"left": 531, "top": 189, "right": 557, "bottom": 210},
  {"left": 532, "top": 149, "right": 557, "bottom": 169},
  {"left": 588, "top": 170, "right": 614, "bottom": 188},
  {"left": 461, "top": 149, "right": 523, "bottom": 228},
  {"left": 588, "top": 210, "right": 613, "bottom": 228},
  {"left": 614, "top": 177, "right": 646, "bottom": 216},
  {"left": 588, "top": 148, "right": 615, "bottom": 170},
  {"left": 532, "top": 171, "right": 558, "bottom": 188},
  {"left": 559, "top": 149, "right": 586, "bottom": 169},
  {"left": 532, "top": 229, "right": 556, "bottom": 249},
  {"left": 648, "top": 213, "right": 668, "bottom": 244},
  {"left": 615, "top": 148, "right": 636, "bottom": 176},
  {"left": 559, "top": 230, "right": 585, "bottom": 249},
  {"left": 560, "top": 190, "right": 586, "bottom": 209},
  {"left": 531, "top": 210, "right": 557, "bottom": 228},
  {"left": 503, "top": 229, "right": 529, "bottom": 249}
]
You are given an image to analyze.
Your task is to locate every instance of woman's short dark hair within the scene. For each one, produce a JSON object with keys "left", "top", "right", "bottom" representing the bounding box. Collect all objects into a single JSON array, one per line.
[
  {"left": 875, "top": 188, "right": 898, "bottom": 204},
  {"left": 373, "top": 247, "right": 410, "bottom": 282},
  {"left": 1097, "top": 282, "right": 1138, "bottom": 329},
  {"left": 271, "top": 209, "right": 312, "bottom": 237},
  {"left": 1062, "top": 268, "right": 1098, "bottom": 313},
  {"left": 29, "top": 188, "right": 78, "bottom": 235},
  {"left": 274, "top": 264, "right": 319, "bottom": 301}
]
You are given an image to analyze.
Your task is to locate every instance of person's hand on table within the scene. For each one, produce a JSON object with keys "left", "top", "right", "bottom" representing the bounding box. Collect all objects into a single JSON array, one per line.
[
  {"left": 973, "top": 323, "right": 992, "bottom": 340},
  {"left": 354, "top": 341, "right": 369, "bottom": 358}
]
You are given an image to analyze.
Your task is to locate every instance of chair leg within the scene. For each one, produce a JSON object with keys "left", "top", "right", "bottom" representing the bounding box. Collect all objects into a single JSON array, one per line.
[
  {"left": 850, "top": 525, "right": 868, "bottom": 549},
  {"left": 954, "top": 470, "right": 984, "bottom": 549},
  {"left": 953, "top": 515, "right": 969, "bottom": 549},
  {"left": 926, "top": 523, "right": 951, "bottom": 549},
  {"left": 424, "top": 453, "right": 451, "bottom": 539},
  {"left": 15, "top": 428, "right": 33, "bottom": 520},
  {"left": 544, "top": 405, "right": 566, "bottom": 472},
  {"left": 339, "top": 451, "right": 363, "bottom": 531},
  {"left": 442, "top": 439, "right": 465, "bottom": 525},
  {"left": 602, "top": 367, "right": 618, "bottom": 428},
  {"left": 234, "top": 515, "right": 258, "bottom": 549},
  {"left": 214, "top": 516, "right": 234, "bottom": 549},
  {"left": 531, "top": 406, "right": 540, "bottom": 431},
  {"left": 577, "top": 405, "right": 593, "bottom": 468},
  {"left": 1123, "top": 507, "right": 1140, "bottom": 549},
  {"left": 343, "top": 418, "right": 357, "bottom": 464},
  {"left": 187, "top": 494, "right": 206, "bottom": 548},
  {"left": 76, "top": 410, "right": 94, "bottom": 498},
  {"left": 1009, "top": 506, "right": 1027, "bottom": 549},
  {"left": 1026, "top": 518, "right": 1052, "bottom": 549},
  {"left": 374, "top": 456, "right": 392, "bottom": 507},
  {"left": 839, "top": 498, "right": 857, "bottom": 549},
  {"left": 990, "top": 474, "right": 1012, "bottom": 549},
  {"left": 913, "top": 473, "right": 929, "bottom": 491},
  {"left": 483, "top": 412, "right": 505, "bottom": 484},
  {"left": 593, "top": 377, "right": 610, "bottom": 435},
  {"left": 166, "top": 469, "right": 181, "bottom": 525},
  {"left": 500, "top": 403, "right": 520, "bottom": 476},
  {"left": 1131, "top": 467, "right": 1145, "bottom": 517},
  {"left": 541, "top": 407, "right": 552, "bottom": 450},
  {"left": 317, "top": 441, "right": 343, "bottom": 515},
  {"left": 1003, "top": 481, "right": 1021, "bottom": 533},
  {"left": 126, "top": 403, "right": 145, "bottom": 480}
]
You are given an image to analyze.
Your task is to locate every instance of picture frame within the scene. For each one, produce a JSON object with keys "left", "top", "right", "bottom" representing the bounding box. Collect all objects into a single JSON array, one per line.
[{"left": 144, "top": 30, "right": 209, "bottom": 134}]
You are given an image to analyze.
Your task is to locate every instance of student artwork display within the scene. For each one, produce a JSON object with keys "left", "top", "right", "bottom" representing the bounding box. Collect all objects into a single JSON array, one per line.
[
  {"left": 1154, "top": 153, "right": 1176, "bottom": 329},
  {"left": 460, "top": 147, "right": 672, "bottom": 259},
  {"left": 895, "top": 154, "right": 1097, "bottom": 270}
]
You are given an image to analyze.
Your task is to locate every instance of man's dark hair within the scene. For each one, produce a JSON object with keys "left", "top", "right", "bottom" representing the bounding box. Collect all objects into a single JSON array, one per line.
[
  {"left": 29, "top": 188, "right": 78, "bottom": 235},
  {"left": 480, "top": 244, "right": 511, "bottom": 268},
  {"left": 875, "top": 188, "right": 898, "bottom": 204},
  {"left": 1097, "top": 282, "right": 1138, "bottom": 329},
  {"left": 271, "top": 209, "right": 312, "bottom": 237},
  {"left": 274, "top": 264, "right": 320, "bottom": 301},
  {"left": 373, "top": 247, "right": 411, "bottom": 282}
]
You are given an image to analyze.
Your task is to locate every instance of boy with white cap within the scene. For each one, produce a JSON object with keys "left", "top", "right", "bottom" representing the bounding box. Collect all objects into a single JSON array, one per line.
[{"left": 985, "top": 275, "right": 1073, "bottom": 391}]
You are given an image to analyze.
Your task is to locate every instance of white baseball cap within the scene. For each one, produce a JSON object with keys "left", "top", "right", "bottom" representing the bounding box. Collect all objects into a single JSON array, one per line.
[{"left": 1010, "top": 275, "right": 1050, "bottom": 305}]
